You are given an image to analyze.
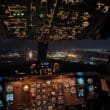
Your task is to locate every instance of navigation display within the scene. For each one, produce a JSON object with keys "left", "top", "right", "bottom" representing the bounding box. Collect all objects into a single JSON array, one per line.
[
  {"left": 88, "top": 85, "right": 94, "bottom": 92},
  {"left": 77, "top": 88, "right": 84, "bottom": 97},
  {"left": 76, "top": 72, "right": 84, "bottom": 76},
  {"left": 76, "top": 78, "right": 85, "bottom": 85},
  {"left": 6, "top": 93, "right": 14, "bottom": 101},
  {"left": 87, "top": 78, "right": 93, "bottom": 84}
]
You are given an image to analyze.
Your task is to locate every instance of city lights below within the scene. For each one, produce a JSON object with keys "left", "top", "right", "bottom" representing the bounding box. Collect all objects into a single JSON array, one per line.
[
  {"left": 47, "top": 49, "right": 109, "bottom": 65},
  {"left": 28, "top": 50, "right": 33, "bottom": 60},
  {"left": 67, "top": 54, "right": 77, "bottom": 58}
]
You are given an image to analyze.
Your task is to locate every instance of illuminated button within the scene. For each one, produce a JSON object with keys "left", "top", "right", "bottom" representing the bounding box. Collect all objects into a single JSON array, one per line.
[
  {"left": 6, "top": 85, "right": 14, "bottom": 93},
  {"left": 13, "top": 13, "right": 16, "bottom": 16},
  {"left": 21, "top": 13, "right": 24, "bottom": 16},
  {"left": 46, "top": 80, "right": 51, "bottom": 84},
  {"left": 82, "top": 21, "right": 89, "bottom": 27},
  {"left": 23, "top": 84, "right": 30, "bottom": 92},
  {"left": 17, "top": 13, "right": 20, "bottom": 16}
]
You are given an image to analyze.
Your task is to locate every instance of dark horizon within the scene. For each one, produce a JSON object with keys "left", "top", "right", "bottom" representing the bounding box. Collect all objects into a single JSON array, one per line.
[{"left": 0, "top": 39, "right": 38, "bottom": 51}]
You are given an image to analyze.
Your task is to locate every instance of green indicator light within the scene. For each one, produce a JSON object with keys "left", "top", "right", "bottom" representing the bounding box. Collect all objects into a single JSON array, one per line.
[
  {"left": 13, "top": 13, "right": 16, "bottom": 16},
  {"left": 17, "top": 13, "right": 20, "bottom": 16},
  {"left": 21, "top": 13, "right": 24, "bottom": 16}
]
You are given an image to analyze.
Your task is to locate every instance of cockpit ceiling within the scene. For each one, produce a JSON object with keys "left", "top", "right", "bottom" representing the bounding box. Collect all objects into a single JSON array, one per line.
[{"left": 0, "top": 0, "right": 110, "bottom": 40}]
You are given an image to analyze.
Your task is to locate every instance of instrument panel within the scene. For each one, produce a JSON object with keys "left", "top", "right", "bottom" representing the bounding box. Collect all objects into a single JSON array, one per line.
[{"left": 0, "top": 73, "right": 101, "bottom": 110}]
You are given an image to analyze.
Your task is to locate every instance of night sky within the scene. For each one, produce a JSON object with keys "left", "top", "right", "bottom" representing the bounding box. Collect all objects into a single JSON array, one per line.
[
  {"left": 0, "top": 40, "right": 110, "bottom": 52},
  {"left": 0, "top": 39, "right": 38, "bottom": 51},
  {"left": 48, "top": 40, "right": 110, "bottom": 52}
]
